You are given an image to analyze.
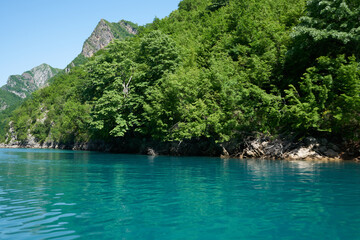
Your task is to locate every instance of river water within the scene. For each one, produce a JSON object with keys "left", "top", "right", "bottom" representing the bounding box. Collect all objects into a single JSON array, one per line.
[{"left": 0, "top": 148, "right": 360, "bottom": 239}]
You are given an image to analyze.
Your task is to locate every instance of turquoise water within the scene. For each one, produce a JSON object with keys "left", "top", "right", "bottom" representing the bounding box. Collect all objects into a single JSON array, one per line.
[{"left": 0, "top": 149, "right": 360, "bottom": 239}]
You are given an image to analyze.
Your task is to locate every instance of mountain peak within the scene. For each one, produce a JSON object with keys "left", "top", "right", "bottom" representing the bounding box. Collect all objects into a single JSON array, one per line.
[{"left": 81, "top": 19, "right": 138, "bottom": 58}]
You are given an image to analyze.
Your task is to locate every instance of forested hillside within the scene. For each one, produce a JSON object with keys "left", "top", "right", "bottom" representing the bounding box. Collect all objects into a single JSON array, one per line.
[{"left": 1, "top": 0, "right": 360, "bottom": 157}]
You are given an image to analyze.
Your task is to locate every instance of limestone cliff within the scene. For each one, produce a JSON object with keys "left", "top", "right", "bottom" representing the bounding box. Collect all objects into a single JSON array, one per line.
[
  {"left": 66, "top": 19, "right": 138, "bottom": 72},
  {"left": 82, "top": 19, "right": 138, "bottom": 58},
  {"left": 82, "top": 19, "right": 114, "bottom": 58}
]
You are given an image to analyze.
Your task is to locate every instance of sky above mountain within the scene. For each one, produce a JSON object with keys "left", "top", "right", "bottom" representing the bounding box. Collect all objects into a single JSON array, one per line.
[{"left": 0, "top": 0, "right": 181, "bottom": 86}]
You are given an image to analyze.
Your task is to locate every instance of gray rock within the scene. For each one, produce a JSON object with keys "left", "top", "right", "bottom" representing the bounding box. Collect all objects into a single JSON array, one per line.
[
  {"left": 329, "top": 143, "right": 340, "bottom": 152},
  {"left": 286, "top": 146, "right": 321, "bottom": 160},
  {"left": 323, "top": 149, "right": 339, "bottom": 158},
  {"left": 119, "top": 20, "right": 138, "bottom": 35},
  {"left": 220, "top": 145, "right": 230, "bottom": 158},
  {"left": 319, "top": 138, "right": 328, "bottom": 145},
  {"left": 318, "top": 145, "right": 328, "bottom": 154},
  {"left": 304, "top": 137, "right": 319, "bottom": 147},
  {"left": 81, "top": 19, "right": 137, "bottom": 58},
  {"left": 82, "top": 19, "right": 115, "bottom": 58},
  {"left": 147, "top": 148, "right": 158, "bottom": 156}
]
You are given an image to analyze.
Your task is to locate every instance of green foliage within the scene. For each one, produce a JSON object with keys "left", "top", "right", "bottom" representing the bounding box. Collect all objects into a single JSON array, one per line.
[
  {"left": 5, "top": 66, "right": 92, "bottom": 144},
  {"left": 284, "top": 55, "right": 360, "bottom": 137},
  {"left": 207, "top": 0, "right": 229, "bottom": 11},
  {"left": 84, "top": 49, "right": 140, "bottom": 137},
  {"left": 83, "top": 31, "right": 179, "bottom": 138},
  {"left": 0, "top": 94, "right": 23, "bottom": 142},
  {"left": 0, "top": 89, "right": 22, "bottom": 110},
  {"left": 143, "top": 54, "right": 281, "bottom": 141},
  {"left": 282, "top": 0, "right": 360, "bottom": 138},
  {"left": 285, "top": 0, "right": 360, "bottom": 80},
  {"left": 138, "top": 30, "right": 180, "bottom": 80},
  {"left": 65, "top": 54, "right": 88, "bottom": 71}
]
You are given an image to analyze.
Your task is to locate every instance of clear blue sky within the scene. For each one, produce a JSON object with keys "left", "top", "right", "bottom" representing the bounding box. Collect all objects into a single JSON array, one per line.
[{"left": 0, "top": 0, "right": 181, "bottom": 86}]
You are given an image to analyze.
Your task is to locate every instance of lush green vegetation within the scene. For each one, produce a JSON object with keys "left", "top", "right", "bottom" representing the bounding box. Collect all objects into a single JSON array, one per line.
[
  {"left": 2, "top": 0, "right": 360, "bottom": 146},
  {"left": 0, "top": 89, "right": 21, "bottom": 109},
  {"left": 0, "top": 90, "right": 23, "bottom": 142}
]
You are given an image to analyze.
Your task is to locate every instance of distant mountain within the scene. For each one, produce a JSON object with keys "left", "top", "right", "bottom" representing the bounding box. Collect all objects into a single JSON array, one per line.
[
  {"left": 66, "top": 19, "right": 138, "bottom": 71},
  {"left": 0, "top": 64, "right": 61, "bottom": 110},
  {"left": 2, "top": 64, "right": 61, "bottom": 98}
]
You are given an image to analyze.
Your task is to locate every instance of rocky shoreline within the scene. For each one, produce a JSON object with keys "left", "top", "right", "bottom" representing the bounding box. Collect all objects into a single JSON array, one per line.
[
  {"left": 1, "top": 135, "right": 358, "bottom": 161},
  {"left": 221, "top": 136, "right": 349, "bottom": 161}
]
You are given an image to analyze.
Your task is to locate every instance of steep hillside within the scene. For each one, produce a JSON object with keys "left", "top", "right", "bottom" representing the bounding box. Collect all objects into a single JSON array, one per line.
[{"left": 0, "top": 89, "right": 21, "bottom": 111}]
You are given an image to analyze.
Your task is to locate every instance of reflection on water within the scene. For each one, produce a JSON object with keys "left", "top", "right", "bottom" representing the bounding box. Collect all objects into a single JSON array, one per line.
[{"left": 0, "top": 148, "right": 360, "bottom": 239}]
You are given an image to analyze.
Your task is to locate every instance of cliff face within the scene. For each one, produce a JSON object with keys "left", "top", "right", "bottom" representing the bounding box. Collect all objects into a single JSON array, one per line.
[
  {"left": 66, "top": 19, "right": 138, "bottom": 72},
  {"left": 82, "top": 19, "right": 115, "bottom": 58},
  {"left": 1, "top": 64, "right": 61, "bottom": 99},
  {"left": 119, "top": 20, "right": 138, "bottom": 35},
  {"left": 82, "top": 19, "right": 138, "bottom": 58}
]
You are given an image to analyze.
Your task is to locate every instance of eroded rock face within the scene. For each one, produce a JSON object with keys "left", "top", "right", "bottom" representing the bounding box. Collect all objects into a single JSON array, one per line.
[
  {"left": 81, "top": 19, "right": 138, "bottom": 58},
  {"left": 119, "top": 20, "right": 138, "bottom": 35},
  {"left": 82, "top": 19, "right": 115, "bottom": 58},
  {"left": 0, "top": 100, "right": 7, "bottom": 110},
  {"left": 65, "top": 19, "right": 137, "bottom": 73}
]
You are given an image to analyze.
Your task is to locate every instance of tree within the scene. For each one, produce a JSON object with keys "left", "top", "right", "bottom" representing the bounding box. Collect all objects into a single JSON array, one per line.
[
  {"left": 138, "top": 30, "right": 180, "bottom": 82},
  {"left": 285, "top": 0, "right": 360, "bottom": 80},
  {"left": 207, "top": 0, "right": 229, "bottom": 11},
  {"left": 84, "top": 40, "right": 140, "bottom": 137},
  {"left": 283, "top": 55, "right": 360, "bottom": 137}
]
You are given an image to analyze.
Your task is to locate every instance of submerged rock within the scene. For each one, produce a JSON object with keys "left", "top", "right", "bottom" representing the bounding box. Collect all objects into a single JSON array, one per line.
[{"left": 147, "top": 148, "right": 158, "bottom": 156}]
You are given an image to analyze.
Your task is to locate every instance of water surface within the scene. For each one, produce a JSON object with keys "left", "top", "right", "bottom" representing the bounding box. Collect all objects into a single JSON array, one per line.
[{"left": 0, "top": 148, "right": 360, "bottom": 239}]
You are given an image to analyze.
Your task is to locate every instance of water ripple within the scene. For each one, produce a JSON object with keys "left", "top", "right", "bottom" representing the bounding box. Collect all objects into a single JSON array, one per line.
[{"left": 0, "top": 150, "right": 360, "bottom": 239}]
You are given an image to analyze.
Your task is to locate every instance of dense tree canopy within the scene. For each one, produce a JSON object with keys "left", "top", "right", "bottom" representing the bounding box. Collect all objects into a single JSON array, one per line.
[
  {"left": 283, "top": 0, "right": 360, "bottom": 138},
  {"left": 285, "top": 0, "right": 360, "bottom": 79}
]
